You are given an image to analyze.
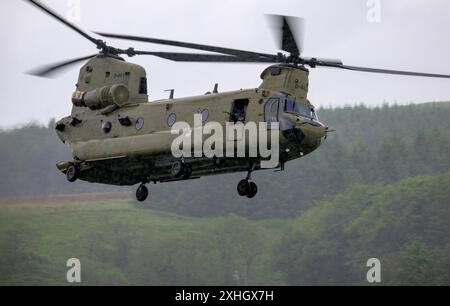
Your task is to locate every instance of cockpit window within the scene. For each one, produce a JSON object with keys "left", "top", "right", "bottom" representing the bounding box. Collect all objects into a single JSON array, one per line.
[
  {"left": 139, "top": 77, "right": 147, "bottom": 94},
  {"left": 285, "top": 99, "right": 316, "bottom": 119}
]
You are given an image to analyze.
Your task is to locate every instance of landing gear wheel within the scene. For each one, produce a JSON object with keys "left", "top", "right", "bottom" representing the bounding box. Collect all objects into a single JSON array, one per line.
[
  {"left": 171, "top": 160, "right": 184, "bottom": 178},
  {"left": 237, "top": 179, "right": 250, "bottom": 196},
  {"left": 66, "top": 164, "right": 80, "bottom": 182},
  {"left": 246, "top": 182, "right": 258, "bottom": 199},
  {"left": 182, "top": 163, "right": 192, "bottom": 179},
  {"left": 136, "top": 184, "right": 149, "bottom": 202}
]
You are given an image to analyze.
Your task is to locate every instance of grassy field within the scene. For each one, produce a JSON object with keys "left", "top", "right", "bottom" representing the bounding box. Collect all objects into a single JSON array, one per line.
[{"left": 0, "top": 196, "right": 285, "bottom": 286}]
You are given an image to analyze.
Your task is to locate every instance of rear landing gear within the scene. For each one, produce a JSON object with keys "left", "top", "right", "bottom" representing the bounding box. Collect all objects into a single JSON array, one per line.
[
  {"left": 136, "top": 184, "right": 149, "bottom": 202},
  {"left": 182, "top": 163, "right": 192, "bottom": 179},
  {"left": 66, "top": 164, "right": 80, "bottom": 182},
  {"left": 171, "top": 160, "right": 192, "bottom": 179},
  {"left": 171, "top": 160, "right": 184, "bottom": 177}
]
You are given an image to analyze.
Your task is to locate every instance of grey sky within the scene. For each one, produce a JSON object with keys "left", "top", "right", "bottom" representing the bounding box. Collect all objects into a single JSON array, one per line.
[{"left": 1, "top": 0, "right": 449, "bottom": 128}]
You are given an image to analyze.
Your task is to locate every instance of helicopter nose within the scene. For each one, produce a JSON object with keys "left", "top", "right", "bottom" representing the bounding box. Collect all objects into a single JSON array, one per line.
[
  {"left": 282, "top": 127, "right": 305, "bottom": 144},
  {"left": 298, "top": 120, "right": 327, "bottom": 141},
  {"left": 319, "top": 125, "right": 328, "bottom": 139}
]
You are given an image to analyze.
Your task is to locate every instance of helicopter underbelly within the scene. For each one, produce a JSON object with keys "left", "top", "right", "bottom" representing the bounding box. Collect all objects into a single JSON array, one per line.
[
  {"left": 62, "top": 128, "right": 316, "bottom": 186},
  {"left": 73, "top": 156, "right": 282, "bottom": 186}
]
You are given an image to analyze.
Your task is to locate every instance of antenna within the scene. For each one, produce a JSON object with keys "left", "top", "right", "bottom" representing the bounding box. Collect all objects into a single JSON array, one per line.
[{"left": 165, "top": 89, "right": 175, "bottom": 99}]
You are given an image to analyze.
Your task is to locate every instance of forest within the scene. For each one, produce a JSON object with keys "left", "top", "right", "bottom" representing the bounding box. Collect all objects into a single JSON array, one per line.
[{"left": 0, "top": 102, "right": 449, "bottom": 285}]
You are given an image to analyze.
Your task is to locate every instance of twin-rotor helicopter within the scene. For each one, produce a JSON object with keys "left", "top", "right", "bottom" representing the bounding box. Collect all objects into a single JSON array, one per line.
[{"left": 26, "top": 0, "right": 450, "bottom": 202}]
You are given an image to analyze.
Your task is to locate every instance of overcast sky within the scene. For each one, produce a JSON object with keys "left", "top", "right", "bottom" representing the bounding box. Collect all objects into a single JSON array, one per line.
[{"left": 1, "top": 0, "right": 449, "bottom": 128}]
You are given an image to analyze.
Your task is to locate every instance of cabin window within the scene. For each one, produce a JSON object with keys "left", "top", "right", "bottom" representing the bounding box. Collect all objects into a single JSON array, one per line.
[
  {"left": 167, "top": 113, "right": 177, "bottom": 127},
  {"left": 201, "top": 109, "right": 209, "bottom": 122},
  {"left": 102, "top": 121, "right": 112, "bottom": 134},
  {"left": 139, "top": 77, "right": 148, "bottom": 94},
  {"left": 229, "top": 99, "right": 249, "bottom": 123},
  {"left": 135, "top": 117, "right": 144, "bottom": 130}
]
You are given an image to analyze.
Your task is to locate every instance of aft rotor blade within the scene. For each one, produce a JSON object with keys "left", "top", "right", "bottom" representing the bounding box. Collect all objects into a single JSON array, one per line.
[
  {"left": 26, "top": 0, "right": 103, "bottom": 48},
  {"left": 95, "top": 32, "right": 274, "bottom": 59},
  {"left": 266, "top": 14, "right": 305, "bottom": 56},
  {"left": 27, "top": 54, "right": 97, "bottom": 77},
  {"left": 316, "top": 62, "right": 450, "bottom": 79},
  {"left": 133, "top": 51, "right": 277, "bottom": 62},
  {"left": 301, "top": 57, "right": 343, "bottom": 66}
]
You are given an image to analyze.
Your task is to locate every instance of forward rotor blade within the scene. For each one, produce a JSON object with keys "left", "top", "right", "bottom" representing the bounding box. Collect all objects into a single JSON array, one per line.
[
  {"left": 266, "top": 14, "right": 305, "bottom": 56},
  {"left": 340, "top": 65, "right": 450, "bottom": 79},
  {"left": 27, "top": 54, "right": 97, "bottom": 77},
  {"left": 315, "top": 62, "right": 450, "bottom": 79},
  {"left": 95, "top": 32, "right": 274, "bottom": 59},
  {"left": 26, "top": 0, "right": 103, "bottom": 48},
  {"left": 133, "top": 51, "right": 277, "bottom": 63}
]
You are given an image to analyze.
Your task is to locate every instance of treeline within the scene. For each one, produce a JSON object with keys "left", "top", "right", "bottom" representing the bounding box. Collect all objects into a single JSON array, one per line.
[
  {"left": 277, "top": 172, "right": 450, "bottom": 285},
  {"left": 1, "top": 103, "right": 450, "bottom": 218},
  {"left": 1, "top": 171, "right": 449, "bottom": 285}
]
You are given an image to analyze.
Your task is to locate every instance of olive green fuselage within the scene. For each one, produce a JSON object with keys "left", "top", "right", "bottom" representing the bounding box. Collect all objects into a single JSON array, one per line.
[{"left": 56, "top": 56, "right": 326, "bottom": 186}]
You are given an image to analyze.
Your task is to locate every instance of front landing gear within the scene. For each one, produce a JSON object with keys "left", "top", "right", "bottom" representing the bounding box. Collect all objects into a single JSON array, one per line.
[
  {"left": 237, "top": 168, "right": 258, "bottom": 199},
  {"left": 136, "top": 184, "right": 149, "bottom": 202}
]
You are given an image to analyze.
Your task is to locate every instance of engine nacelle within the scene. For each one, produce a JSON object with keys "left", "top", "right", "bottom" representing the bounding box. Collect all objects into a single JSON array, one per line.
[
  {"left": 72, "top": 84, "right": 130, "bottom": 110},
  {"left": 259, "top": 64, "right": 309, "bottom": 100}
]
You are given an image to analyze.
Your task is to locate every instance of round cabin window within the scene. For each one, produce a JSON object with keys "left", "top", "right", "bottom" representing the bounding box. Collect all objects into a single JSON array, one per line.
[
  {"left": 167, "top": 113, "right": 177, "bottom": 127},
  {"left": 102, "top": 121, "right": 112, "bottom": 134},
  {"left": 135, "top": 117, "right": 144, "bottom": 130},
  {"left": 201, "top": 109, "right": 209, "bottom": 122}
]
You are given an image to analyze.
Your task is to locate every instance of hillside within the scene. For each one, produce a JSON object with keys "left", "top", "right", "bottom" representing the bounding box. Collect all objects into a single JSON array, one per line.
[
  {"left": 1, "top": 171, "right": 449, "bottom": 285},
  {"left": 277, "top": 171, "right": 450, "bottom": 285}
]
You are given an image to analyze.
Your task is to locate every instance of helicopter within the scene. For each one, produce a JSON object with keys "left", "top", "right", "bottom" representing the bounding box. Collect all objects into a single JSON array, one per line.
[{"left": 26, "top": 0, "right": 450, "bottom": 202}]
